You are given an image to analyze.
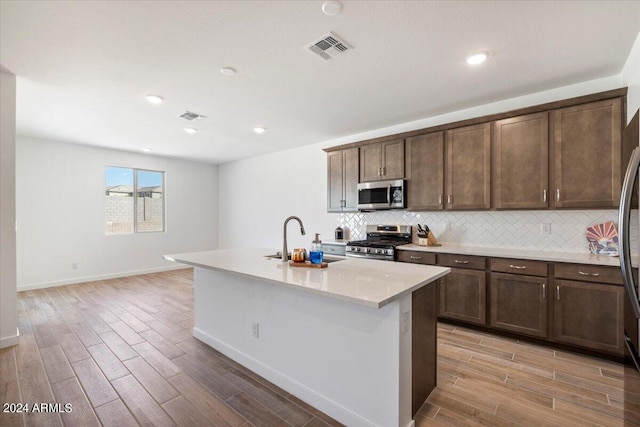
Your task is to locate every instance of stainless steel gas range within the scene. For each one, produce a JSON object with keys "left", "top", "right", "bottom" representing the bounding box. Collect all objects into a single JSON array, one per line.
[{"left": 345, "top": 225, "right": 412, "bottom": 261}]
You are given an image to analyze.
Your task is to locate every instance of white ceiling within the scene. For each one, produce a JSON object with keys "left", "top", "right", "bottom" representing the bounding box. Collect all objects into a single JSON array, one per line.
[{"left": 1, "top": 1, "right": 639, "bottom": 164}]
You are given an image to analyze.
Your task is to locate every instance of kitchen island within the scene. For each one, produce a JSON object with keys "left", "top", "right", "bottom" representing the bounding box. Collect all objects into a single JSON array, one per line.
[{"left": 164, "top": 248, "right": 450, "bottom": 427}]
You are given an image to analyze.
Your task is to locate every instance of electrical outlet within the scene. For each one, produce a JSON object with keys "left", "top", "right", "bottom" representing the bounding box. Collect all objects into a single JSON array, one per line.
[
  {"left": 71, "top": 262, "right": 79, "bottom": 270},
  {"left": 252, "top": 322, "right": 259, "bottom": 339},
  {"left": 540, "top": 223, "right": 551, "bottom": 235},
  {"left": 444, "top": 222, "right": 452, "bottom": 232},
  {"left": 401, "top": 311, "right": 410, "bottom": 335}
]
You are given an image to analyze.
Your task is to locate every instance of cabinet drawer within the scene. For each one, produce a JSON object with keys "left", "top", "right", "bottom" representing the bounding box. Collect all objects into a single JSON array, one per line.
[
  {"left": 438, "top": 254, "right": 486, "bottom": 270},
  {"left": 491, "top": 258, "right": 548, "bottom": 277},
  {"left": 554, "top": 263, "right": 622, "bottom": 285},
  {"left": 397, "top": 251, "right": 436, "bottom": 265}
]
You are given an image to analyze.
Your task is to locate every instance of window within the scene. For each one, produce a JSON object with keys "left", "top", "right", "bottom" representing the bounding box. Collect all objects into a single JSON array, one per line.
[{"left": 105, "top": 166, "right": 164, "bottom": 235}]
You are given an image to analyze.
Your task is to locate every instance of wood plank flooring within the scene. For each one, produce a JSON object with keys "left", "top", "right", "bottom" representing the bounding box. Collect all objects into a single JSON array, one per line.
[
  {"left": 418, "top": 324, "right": 631, "bottom": 426},
  {"left": 0, "top": 268, "right": 631, "bottom": 426}
]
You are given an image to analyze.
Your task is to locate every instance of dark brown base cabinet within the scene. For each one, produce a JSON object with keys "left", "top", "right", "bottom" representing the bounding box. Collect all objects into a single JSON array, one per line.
[
  {"left": 400, "top": 251, "right": 627, "bottom": 356},
  {"left": 490, "top": 273, "right": 548, "bottom": 338},
  {"left": 438, "top": 269, "right": 486, "bottom": 325},
  {"left": 553, "top": 279, "right": 624, "bottom": 355},
  {"left": 436, "top": 254, "right": 487, "bottom": 325}
]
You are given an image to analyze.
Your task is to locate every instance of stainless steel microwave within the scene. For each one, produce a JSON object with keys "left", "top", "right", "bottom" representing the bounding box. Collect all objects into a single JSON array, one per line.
[{"left": 357, "top": 179, "right": 406, "bottom": 210}]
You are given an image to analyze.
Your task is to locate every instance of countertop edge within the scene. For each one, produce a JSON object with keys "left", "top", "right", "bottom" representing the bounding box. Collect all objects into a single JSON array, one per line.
[
  {"left": 164, "top": 252, "right": 448, "bottom": 309},
  {"left": 396, "top": 244, "right": 633, "bottom": 267}
]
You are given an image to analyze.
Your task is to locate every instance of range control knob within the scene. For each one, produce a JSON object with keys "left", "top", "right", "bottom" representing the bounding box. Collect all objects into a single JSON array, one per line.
[{"left": 365, "top": 248, "right": 371, "bottom": 253}]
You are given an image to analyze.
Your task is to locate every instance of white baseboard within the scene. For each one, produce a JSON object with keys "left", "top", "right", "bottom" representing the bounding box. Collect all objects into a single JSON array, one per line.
[
  {"left": 17, "top": 265, "right": 189, "bottom": 291},
  {"left": 0, "top": 328, "right": 19, "bottom": 349},
  {"left": 193, "top": 327, "right": 373, "bottom": 427}
]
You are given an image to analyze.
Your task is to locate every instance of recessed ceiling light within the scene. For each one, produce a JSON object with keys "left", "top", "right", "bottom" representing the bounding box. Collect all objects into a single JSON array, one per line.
[
  {"left": 145, "top": 95, "right": 163, "bottom": 104},
  {"left": 142, "top": 147, "right": 153, "bottom": 152},
  {"left": 253, "top": 127, "right": 266, "bottom": 134},
  {"left": 465, "top": 52, "right": 487, "bottom": 65},
  {"left": 220, "top": 67, "right": 237, "bottom": 76},
  {"left": 184, "top": 127, "right": 198, "bottom": 134},
  {"left": 322, "top": 1, "right": 342, "bottom": 16}
]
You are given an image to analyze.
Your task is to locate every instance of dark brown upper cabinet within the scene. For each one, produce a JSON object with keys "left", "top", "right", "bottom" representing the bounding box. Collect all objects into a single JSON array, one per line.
[
  {"left": 445, "top": 123, "right": 491, "bottom": 210},
  {"left": 327, "top": 148, "right": 359, "bottom": 212},
  {"left": 406, "top": 132, "right": 444, "bottom": 210},
  {"left": 325, "top": 90, "right": 628, "bottom": 212},
  {"left": 493, "top": 112, "right": 549, "bottom": 209},
  {"left": 552, "top": 98, "right": 625, "bottom": 208},
  {"left": 359, "top": 139, "right": 405, "bottom": 182}
]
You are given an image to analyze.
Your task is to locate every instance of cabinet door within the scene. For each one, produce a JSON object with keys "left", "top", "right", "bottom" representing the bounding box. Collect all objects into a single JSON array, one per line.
[
  {"left": 342, "top": 147, "right": 359, "bottom": 211},
  {"left": 553, "top": 98, "right": 623, "bottom": 208},
  {"left": 445, "top": 123, "right": 491, "bottom": 210},
  {"left": 327, "top": 151, "right": 345, "bottom": 212},
  {"left": 490, "top": 273, "right": 548, "bottom": 338},
  {"left": 553, "top": 279, "right": 624, "bottom": 355},
  {"left": 406, "top": 132, "right": 444, "bottom": 210},
  {"left": 360, "top": 144, "right": 382, "bottom": 182},
  {"left": 381, "top": 139, "right": 405, "bottom": 179},
  {"left": 494, "top": 113, "right": 549, "bottom": 209},
  {"left": 438, "top": 268, "right": 486, "bottom": 325}
]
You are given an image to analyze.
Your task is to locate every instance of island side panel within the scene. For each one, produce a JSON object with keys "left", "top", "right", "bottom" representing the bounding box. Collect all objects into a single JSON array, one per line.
[
  {"left": 412, "top": 282, "right": 437, "bottom": 415},
  {"left": 192, "top": 267, "right": 408, "bottom": 427}
]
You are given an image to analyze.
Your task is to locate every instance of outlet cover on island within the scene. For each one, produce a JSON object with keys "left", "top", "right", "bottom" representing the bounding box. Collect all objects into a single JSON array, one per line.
[{"left": 252, "top": 322, "right": 259, "bottom": 339}]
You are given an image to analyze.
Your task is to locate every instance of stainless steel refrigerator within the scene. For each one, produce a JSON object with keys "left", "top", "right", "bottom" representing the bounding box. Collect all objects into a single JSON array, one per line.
[{"left": 618, "top": 108, "right": 640, "bottom": 426}]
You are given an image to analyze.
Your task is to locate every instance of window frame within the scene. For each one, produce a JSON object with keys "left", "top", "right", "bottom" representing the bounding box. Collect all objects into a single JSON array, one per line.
[{"left": 105, "top": 166, "right": 166, "bottom": 235}]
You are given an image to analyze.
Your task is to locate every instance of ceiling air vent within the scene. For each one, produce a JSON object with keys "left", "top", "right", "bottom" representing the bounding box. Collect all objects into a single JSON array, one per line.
[
  {"left": 178, "top": 111, "right": 207, "bottom": 121},
  {"left": 307, "top": 32, "right": 352, "bottom": 61}
]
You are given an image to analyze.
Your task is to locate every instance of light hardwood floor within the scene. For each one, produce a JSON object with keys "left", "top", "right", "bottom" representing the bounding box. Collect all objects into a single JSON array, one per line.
[{"left": 0, "top": 268, "right": 631, "bottom": 426}]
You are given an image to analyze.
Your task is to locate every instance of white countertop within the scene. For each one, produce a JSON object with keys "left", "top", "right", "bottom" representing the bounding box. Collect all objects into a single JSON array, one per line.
[
  {"left": 397, "top": 243, "right": 635, "bottom": 267},
  {"left": 164, "top": 248, "right": 450, "bottom": 309}
]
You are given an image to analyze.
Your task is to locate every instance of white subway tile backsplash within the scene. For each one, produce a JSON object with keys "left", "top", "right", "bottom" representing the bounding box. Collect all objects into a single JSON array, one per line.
[{"left": 337, "top": 210, "right": 639, "bottom": 255}]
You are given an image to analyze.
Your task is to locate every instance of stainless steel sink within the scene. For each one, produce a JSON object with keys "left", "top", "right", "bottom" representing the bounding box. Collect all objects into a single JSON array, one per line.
[{"left": 264, "top": 254, "right": 344, "bottom": 263}]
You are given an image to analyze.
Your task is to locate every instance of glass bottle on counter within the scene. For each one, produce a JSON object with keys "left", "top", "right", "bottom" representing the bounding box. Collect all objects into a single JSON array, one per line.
[{"left": 309, "top": 233, "right": 323, "bottom": 264}]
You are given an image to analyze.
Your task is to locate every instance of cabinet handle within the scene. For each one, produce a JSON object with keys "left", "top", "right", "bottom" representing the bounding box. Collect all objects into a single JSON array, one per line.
[
  {"left": 448, "top": 195, "right": 453, "bottom": 204},
  {"left": 556, "top": 285, "right": 560, "bottom": 300},
  {"left": 410, "top": 256, "right": 422, "bottom": 260},
  {"left": 454, "top": 259, "right": 469, "bottom": 264},
  {"left": 382, "top": 166, "right": 386, "bottom": 176},
  {"left": 543, "top": 189, "right": 547, "bottom": 202},
  {"left": 556, "top": 189, "right": 560, "bottom": 202},
  {"left": 578, "top": 271, "right": 600, "bottom": 277},
  {"left": 377, "top": 167, "right": 381, "bottom": 176},
  {"left": 509, "top": 264, "right": 527, "bottom": 270},
  {"left": 439, "top": 194, "right": 443, "bottom": 205},
  {"left": 542, "top": 283, "right": 546, "bottom": 299}
]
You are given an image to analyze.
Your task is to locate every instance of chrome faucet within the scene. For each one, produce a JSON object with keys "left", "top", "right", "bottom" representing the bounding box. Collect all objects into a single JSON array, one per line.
[{"left": 282, "top": 216, "right": 306, "bottom": 262}]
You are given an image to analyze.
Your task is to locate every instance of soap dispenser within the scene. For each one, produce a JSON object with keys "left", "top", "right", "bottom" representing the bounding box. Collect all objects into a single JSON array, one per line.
[{"left": 310, "top": 233, "right": 323, "bottom": 264}]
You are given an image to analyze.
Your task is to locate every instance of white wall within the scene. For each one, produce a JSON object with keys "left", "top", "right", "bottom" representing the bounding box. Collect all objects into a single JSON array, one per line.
[
  {"left": 623, "top": 31, "right": 640, "bottom": 122},
  {"left": 16, "top": 137, "right": 218, "bottom": 290},
  {"left": 219, "top": 142, "right": 337, "bottom": 251},
  {"left": 218, "top": 75, "right": 626, "bottom": 251},
  {"left": 0, "top": 70, "right": 18, "bottom": 348}
]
